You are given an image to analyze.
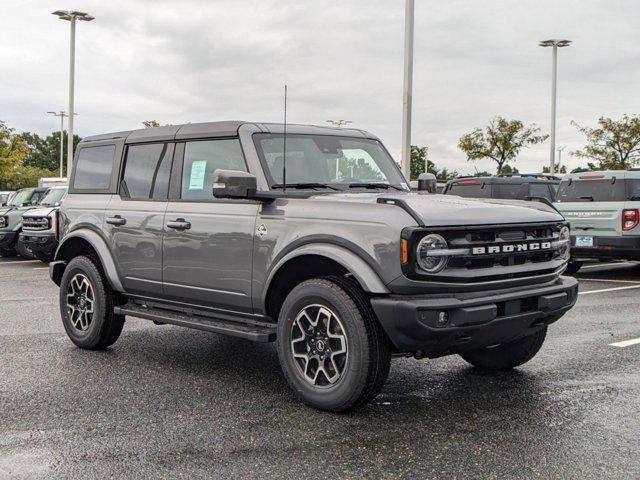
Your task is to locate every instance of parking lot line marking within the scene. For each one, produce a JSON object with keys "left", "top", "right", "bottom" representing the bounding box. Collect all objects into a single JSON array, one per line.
[
  {"left": 579, "top": 284, "right": 640, "bottom": 295},
  {"left": 579, "top": 278, "right": 640, "bottom": 284},
  {"left": 0, "top": 260, "right": 40, "bottom": 265},
  {"left": 609, "top": 337, "right": 640, "bottom": 348},
  {"left": 32, "top": 267, "right": 49, "bottom": 270},
  {"left": 580, "top": 262, "right": 635, "bottom": 270}
]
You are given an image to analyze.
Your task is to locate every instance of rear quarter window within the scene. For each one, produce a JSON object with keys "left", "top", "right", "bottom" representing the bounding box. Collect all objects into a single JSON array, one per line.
[{"left": 73, "top": 145, "right": 116, "bottom": 190}]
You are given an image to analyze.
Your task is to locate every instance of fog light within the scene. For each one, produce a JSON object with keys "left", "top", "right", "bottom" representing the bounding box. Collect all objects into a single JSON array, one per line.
[{"left": 437, "top": 311, "right": 449, "bottom": 326}]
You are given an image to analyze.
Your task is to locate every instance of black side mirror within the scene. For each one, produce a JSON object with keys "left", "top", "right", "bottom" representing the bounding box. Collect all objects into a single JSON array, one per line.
[
  {"left": 212, "top": 169, "right": 259, "bottom": 200},
  {"left": 417, "top": 173, "right": 437, "bottom": 193}
]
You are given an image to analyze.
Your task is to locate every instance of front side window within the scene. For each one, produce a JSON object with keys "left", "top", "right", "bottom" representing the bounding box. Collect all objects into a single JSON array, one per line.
[
  {"left": 253, "top": 134, "right": 406, "bottom": 190},
  {"left": 121, "top": 143, "right": 172, "bottom": 200},
  {"left": 180, "top": 139, "right": 247, "bottom": 200},
  {"left": 74, "top": 145, "right": 116, "bottom": 190}
]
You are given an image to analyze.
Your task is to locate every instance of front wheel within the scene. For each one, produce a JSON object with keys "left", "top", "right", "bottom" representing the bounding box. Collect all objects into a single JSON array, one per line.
[
  {"left": 564, "top": 260, "right": 583, "bottom": 274},
  {"left": 16, "top": 239, "right": 35, "bottom": 259},
  {"left": 276, "top": 277, "right": 391, "bottom": 412},
  {"left": 459, "top": 327, "right": 547, "bottom": 371},
  {"left": 59, "top": 255, "right": 125, "bottom": 349},
  {"left": 0, "top": 247, "right": 17, "bottom": 258}
]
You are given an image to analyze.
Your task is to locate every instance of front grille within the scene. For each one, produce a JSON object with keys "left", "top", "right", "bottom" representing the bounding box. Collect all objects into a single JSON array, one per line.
[
  {"left": 23, "top": 217, "right": 49, "bottom": 231},
  {"left": 405, "top": 222, "right": 565, "bottom": 284}
]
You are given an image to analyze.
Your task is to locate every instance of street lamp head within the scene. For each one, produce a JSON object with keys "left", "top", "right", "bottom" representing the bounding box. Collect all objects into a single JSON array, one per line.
[
  {"left": 539, "top": 39, "right": 572, "bottom": 48},
  {"left": 52, "top": 10, "right": 94, "bottom": 21}
]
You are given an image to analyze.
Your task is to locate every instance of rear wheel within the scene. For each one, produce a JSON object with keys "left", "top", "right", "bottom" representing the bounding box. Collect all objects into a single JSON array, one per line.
[
  {"left": 59, "top": 255, "right": 125, "bottom": 349},
  {"left": 460, "top": 327, "right": 547, "bottom": 371},
  {"left": 276, "top": 277, "right": 391, "bottom": 412},
  {"left": 16, "top": 239, "right": 35, "bottom": 259}
]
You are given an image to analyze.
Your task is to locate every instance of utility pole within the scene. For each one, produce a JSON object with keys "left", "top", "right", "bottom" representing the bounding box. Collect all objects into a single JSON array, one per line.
[
  {"left": 557, "top": 146, "right": 566, "bottom": 173},
  {"left": 401, "top": 0, "right": 415, "bottom": 181},
  {"left": 539, "top": 39, "right": 571, "bottom": 176},
  {"left": 47, "top": 111, "right": 68, "bottom": 177},
  {"left": 52, "top": 10, "right": 94, "bottom": 175}
]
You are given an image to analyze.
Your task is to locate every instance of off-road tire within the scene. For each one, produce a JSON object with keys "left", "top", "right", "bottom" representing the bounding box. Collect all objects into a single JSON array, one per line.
[
  {"left": 0, "top": 247, "right": 17, "bottom": 258},
  {"left": 564, "top": 260, "right": 583, "bottom": 274},
  {"left": 59, "top": 255, "right": 125, "bottom": 349},
  {"left": 460, "top": 327, "right": 547, "bottom": 371},
  {"left": 276, "top": 276, "right": 391, "bottom": 412},
  {"left": 16, "top": 238, "right": 35, "bottom": 259}
]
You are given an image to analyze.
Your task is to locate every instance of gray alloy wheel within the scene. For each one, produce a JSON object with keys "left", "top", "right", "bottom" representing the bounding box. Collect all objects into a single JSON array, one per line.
[
  {"left": 290, "top": 304, "right": 349, "bottom": 388},
  {"left": 66, "top": 273, "right": 95, "bottom": 332}
]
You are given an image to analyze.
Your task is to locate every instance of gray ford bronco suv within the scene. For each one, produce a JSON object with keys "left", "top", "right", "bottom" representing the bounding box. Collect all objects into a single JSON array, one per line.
[{"left": 50, "top": 121, "right": 578, "bottom": 411}]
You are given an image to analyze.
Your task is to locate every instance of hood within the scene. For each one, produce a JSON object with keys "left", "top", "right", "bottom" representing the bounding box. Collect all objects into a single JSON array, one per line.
[
  {"left": 312, "top": 192, "right": 564, "bottom": 227},
  {"left": 0, "top": 205, "right": 34, "bottom": 217},
  {"left": 22, "top": 206, "right": 57, "bottom": 218}
]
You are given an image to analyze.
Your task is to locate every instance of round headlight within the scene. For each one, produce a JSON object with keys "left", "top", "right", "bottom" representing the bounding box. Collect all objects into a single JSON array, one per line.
[
  {"left": 558, "top": 225, "right": 570, "bottom": 260},
  {"left": 416, "top": 234, "right": 449, "bottom": 273}
]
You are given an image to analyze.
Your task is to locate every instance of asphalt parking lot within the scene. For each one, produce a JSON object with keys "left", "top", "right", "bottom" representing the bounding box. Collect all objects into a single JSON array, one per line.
[{"left": 1, "top": 260, "right": 639, "bottom": 479}]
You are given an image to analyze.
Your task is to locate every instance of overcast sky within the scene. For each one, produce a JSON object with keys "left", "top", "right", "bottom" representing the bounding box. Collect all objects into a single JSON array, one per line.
[{"left": 1, "top": 0, "right": 639, "bottom": 174}]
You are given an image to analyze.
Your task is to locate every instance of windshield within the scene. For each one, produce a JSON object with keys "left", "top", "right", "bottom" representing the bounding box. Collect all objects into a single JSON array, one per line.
[
  {"left": 253, "top": 134, "right": 407, "bottom": 190},
  {"left": 39, "top": 187, "right": 67, "bottom": 206},
  {"left": 7, "top": 189, "right": 35, "bottom": 206},
  {"left": 556, "top": 178, "right": 631, "bottom": 202}
]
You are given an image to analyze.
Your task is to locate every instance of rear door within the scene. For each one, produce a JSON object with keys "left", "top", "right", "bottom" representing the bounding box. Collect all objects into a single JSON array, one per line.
[
  {"left": 103, "top": 142, "right": 174, "bottom": 296},
  {"left": 162, "top": 138, "right": 259, "bottom": 314}
]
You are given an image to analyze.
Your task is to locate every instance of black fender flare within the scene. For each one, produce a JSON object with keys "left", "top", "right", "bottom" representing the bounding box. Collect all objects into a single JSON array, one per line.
[
  {"left": 54, "top": 229, "right": 124, "bottom": 292},
  {"left": 262, "top": 243, "right": 389, "bottom": 306}
]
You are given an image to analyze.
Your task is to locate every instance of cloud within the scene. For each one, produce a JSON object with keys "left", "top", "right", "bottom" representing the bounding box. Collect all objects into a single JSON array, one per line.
[{"left": 1, "top": 0, "right": 638, "bottom": 174}]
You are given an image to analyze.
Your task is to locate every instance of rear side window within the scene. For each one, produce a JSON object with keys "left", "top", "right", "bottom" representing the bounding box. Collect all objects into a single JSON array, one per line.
[
  {"left": 446, "top": 182, "right": 491, "bottom": 198},
  {"left": 556, "top": 179, "right": 626, "bottom": 202},
  {"left": 74, "top": 145, "right": 116, "bottom": 190},
  {"left": 121, "top": 143, "right": 173, "bottom": 200},
  {"left": 627, "top": 180, "right": 640, "bottom": 200},
  {"left": 529, "top": 183, "right": 554, "bottom": 201},
  {"left": 492, "top": 184, "right": 525, "bottom": 200},
  {"left": 181, "top": 139, "right": 247, "bottom": 200}
]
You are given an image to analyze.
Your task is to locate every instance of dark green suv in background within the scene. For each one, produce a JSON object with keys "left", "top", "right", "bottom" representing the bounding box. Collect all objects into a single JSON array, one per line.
[{"left": 0, "top": 187, "right": 49, "bottom": 258}]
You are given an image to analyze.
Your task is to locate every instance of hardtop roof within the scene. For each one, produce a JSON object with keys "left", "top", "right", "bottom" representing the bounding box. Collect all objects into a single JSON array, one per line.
[
  {"left": 561, "top": 170, "right": 640, "bottom": 180},
  {"left": 446, "top": 174, "right": 560, "bottom": 185},
  {"left": 80, "top": 121, "right": 377, "bottom": 144}
]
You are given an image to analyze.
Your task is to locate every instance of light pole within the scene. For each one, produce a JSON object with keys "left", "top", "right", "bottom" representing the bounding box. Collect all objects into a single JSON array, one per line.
[
  {"left": 326, "top": 120, "right": 353, "bottom": 128},
  {"left": 401, "top": 0, "right": 415, "bottom": 181},
  {"left": 539, "top": 39, "right": 571, "bottom": 176},
  {"left": 52, "top": 10, "right": 94, "bottom": 175},
  {"left": 556, "top": 146, "right": 566, "bottom": 173},
  {"left": 47, "top": 111, "right": 68, "bottom": 177}
]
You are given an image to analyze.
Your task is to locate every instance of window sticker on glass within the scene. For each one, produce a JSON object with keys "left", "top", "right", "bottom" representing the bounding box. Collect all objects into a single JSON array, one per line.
[{"left": 189, "top": 160, "right": 207, "bottom": 190}]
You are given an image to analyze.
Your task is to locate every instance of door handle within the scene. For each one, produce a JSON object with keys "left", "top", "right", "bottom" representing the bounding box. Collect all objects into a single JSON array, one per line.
[
  {"left": 106, "top": 215, "right": 126, "bottom": 226},
  {"left": 167, "top": 219, "right": 191, "bottom": 230}
]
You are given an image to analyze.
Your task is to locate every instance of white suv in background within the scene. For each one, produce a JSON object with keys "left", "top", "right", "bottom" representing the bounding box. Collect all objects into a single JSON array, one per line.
[{"left": 554, "top": 170, "right": 640, "bottom": 273}]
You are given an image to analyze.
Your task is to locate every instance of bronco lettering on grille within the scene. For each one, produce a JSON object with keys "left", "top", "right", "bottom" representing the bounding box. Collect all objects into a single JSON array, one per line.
[{"left": 472, "top": 242, "right": 552, "bottom": 255}]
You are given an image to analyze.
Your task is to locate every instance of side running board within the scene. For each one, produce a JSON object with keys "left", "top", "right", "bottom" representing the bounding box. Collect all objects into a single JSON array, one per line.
[{"left": 114, "top": 303, "right": 277, "bottom": 343}]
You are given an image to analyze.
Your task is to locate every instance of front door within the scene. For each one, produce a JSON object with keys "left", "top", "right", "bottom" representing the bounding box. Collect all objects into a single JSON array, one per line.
[
  {"left": 104, "top": 142, "right": 174, "bottom": 296},
  {"left": 162, "top": 138, "right": 258, "bottom": 313}
]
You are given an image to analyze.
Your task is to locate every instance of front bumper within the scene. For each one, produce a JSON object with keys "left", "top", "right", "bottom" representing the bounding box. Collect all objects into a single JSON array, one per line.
[
  {"left": 571, "top": 235, "right": 640, "bottom": 260},
  {"left": 370, "top": 276, "right": 578, "bottom": 356},
  {"left": 19, "top": 232, "right": 57, "bottom": 255},
  {"left": 0, "top": 231, "right": 18, "bottom": 249}
]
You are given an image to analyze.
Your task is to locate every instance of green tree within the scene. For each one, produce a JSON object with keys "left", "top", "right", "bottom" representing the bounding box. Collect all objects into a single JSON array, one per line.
[
  {"left": 143, "top": 120, "right": 161, "bottom": 128},
  {"left": 572, "top": 115, "right": 640, "bottom": 169},
  {"left": 458, "top": 116, "right": 548, "bottom": 174},
  {"left": 500, "top": 164, "right": 520, "bottom": 175},
  {"left": 19, "top": 131, "right": 81, "bottom": 175},
  {"left": 542, "top": 164, "right": 567, "bottom": 174},
  {"left": 410, "top": 145, "right": 458, "bottom": 181},
  {"left": 0, "top": 123, "right": 55, "bottom": 189}
]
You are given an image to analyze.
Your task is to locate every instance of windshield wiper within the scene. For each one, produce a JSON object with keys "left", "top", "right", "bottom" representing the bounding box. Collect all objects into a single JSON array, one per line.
[
  {"left": 348, "top": 183, "right": 404, "bottom": 191},
  {"left": 578, "top": 195, "right": 594, "bottom": 201},
  {"left": 272, "top": 183, "right": 341, "bottom": 191}
]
